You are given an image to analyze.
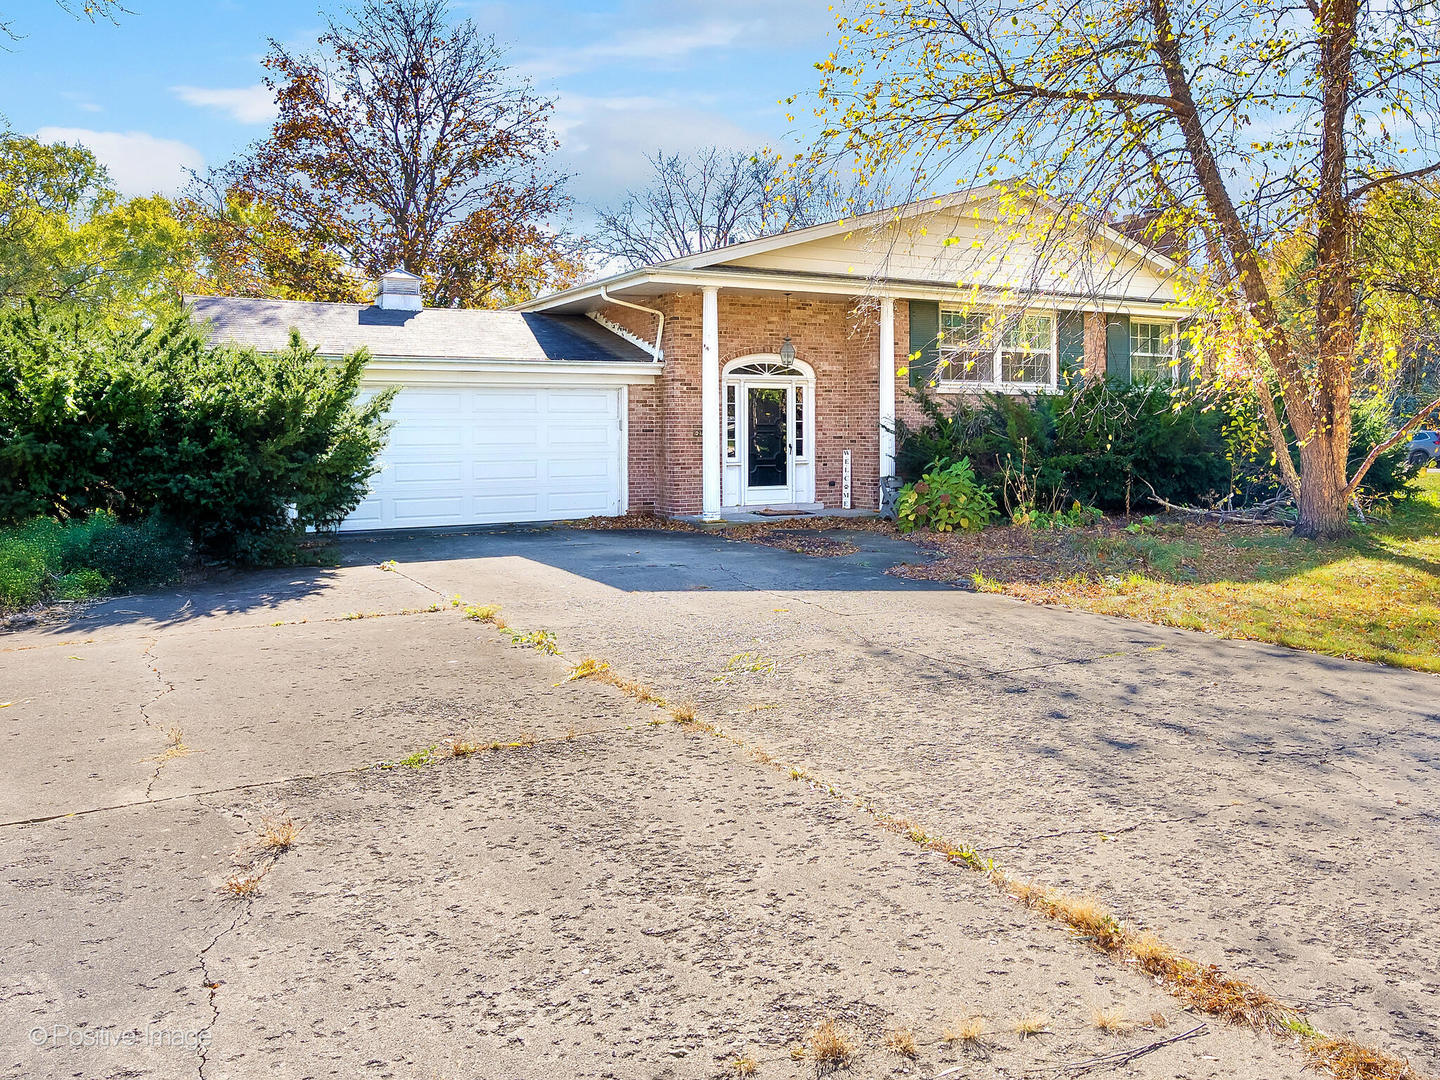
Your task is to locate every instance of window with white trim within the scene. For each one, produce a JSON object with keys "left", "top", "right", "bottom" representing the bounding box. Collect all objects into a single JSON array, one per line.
[
  {"left": 794, "top": 385, "right": 806, "bottom": 459},
  {"left": 1001, "top": 314, "right": 1054, "bottom": 384},
  {"left": 725, "top": 384, "right": 738, "bottom": 461},
  {"left": 938, "top": 309, "right": 992, "bottom": 384},
  {"left": 938, "top": 308, "right": 1056, "bottom": 390},
  {"left": 1130, "top": 320, "right": 1178, "bottom": 383}
]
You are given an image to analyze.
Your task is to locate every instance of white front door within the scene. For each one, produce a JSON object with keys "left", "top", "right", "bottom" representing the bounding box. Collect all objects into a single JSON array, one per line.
[{"left": 341, "top": 385, "right": 624, "bottom": 530}]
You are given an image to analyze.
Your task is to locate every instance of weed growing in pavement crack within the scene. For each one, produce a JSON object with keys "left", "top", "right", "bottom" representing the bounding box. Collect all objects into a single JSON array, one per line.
[
  {"left": 508, "top": 628, "right": 559, "bottom": 654},
  {"left": 1013, "top": 1011, "right": 1051, "bottom": 1037},
  {"left": 376, "top": 745, "right": 441, "bottom": 770},
  {"left": 220, "top": 867, "right": 267, "bottom": 899},
  {"left": 255, "top": 816, "right": 301, "bottom": 856}
]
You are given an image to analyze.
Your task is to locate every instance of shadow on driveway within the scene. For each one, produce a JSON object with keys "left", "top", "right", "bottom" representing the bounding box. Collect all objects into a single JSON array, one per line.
[{"left": 337, "top": 522, "right": 950, "bottom": 594}]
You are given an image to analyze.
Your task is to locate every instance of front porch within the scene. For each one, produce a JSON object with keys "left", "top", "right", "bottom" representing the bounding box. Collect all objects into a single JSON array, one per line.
[{"left": 695, "top": 285, "right": 898, "bottom": 521}]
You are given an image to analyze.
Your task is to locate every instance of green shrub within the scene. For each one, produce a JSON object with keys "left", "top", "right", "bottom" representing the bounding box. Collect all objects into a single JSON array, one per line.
[
  {"left": 1013, "top": 501, "right": 1105, "bottom": 530},
  {"left": 892, "top": 379, "right": 1231, "bottom": 514},
  {"left": 890, "top": 377, "right": 1414, "bottom": 513},
  {"left": 0, "top": 306, "right": 393, "bottom": 561},
  {"left": 82, "top": 513, "right": 189, "bottom": 590},
  {"left": 896, "top": 458, "right": 998, "bottom": 532},
  {"left": 54, "top": 567, "right": 109, "bottom": 600},
  {"left": 0, "top": 512, "right": 189, "bottom": 611},
  {"left": 0, "top": 519, "right": 69, "bottom": 608}
]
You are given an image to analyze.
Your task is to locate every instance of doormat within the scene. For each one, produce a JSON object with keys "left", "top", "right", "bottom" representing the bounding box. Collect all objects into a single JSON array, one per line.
[{"left": 755, "top": 508, "right": 812, "bottom": 517}]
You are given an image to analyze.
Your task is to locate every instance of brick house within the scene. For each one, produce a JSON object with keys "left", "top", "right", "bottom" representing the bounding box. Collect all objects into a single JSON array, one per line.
[{"left": 194, "top": 186, "right": 1186, "bottom": 531}]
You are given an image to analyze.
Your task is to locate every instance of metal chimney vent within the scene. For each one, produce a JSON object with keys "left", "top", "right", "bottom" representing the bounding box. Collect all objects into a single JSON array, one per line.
[{"left": 376, "top": 268, "right": 423, "bottom": 311}]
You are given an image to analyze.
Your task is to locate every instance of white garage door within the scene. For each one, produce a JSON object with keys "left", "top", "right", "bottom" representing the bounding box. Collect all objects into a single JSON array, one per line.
[{"left": 341, "top": 385, "right": 624, "bottom": 531}]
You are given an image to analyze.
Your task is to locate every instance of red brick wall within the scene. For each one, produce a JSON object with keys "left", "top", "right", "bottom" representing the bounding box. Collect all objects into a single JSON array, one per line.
[{"left": 602, "top": 292, "right": 901, "bottom": 515}]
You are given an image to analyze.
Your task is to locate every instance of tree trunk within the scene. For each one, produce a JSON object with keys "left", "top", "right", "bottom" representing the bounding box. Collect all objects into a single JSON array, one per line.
[{"left": 1294, "top": 436, "right": 1352, "bottom": 539}]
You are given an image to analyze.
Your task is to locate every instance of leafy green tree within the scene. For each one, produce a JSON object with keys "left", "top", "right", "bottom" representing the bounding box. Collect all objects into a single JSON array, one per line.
[
  {"left": 176, "top": 178, "right": 368, "bottom": 303},
  {"left": 0, "top": 134, "right": 195, "bottom": 318},
  {"left": 809, "top": 0, "right": 1440, "bottom": 536},
  {"left": 1355, "top": 180, "right": 1440, "bottom": 414}
]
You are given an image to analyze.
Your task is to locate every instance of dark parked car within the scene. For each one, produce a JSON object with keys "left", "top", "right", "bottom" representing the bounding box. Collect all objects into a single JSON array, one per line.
[{"left": 1410, "top": 430, "right": 1439, "bottom": 467}]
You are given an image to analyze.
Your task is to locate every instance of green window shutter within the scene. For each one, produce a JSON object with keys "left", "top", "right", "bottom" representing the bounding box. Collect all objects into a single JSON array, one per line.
[
  {"left": 1176, "top": 317, "right": 1196, "bottom": 384},
  {"left": 907, "top": 300, "right": 940, "bottom": 388},
  {"left": 1057, "top": 310, "right": 1085, "bottom": 379},
  {"left": 1106, "top": 314, "right": 1132, "bottom": 384}
]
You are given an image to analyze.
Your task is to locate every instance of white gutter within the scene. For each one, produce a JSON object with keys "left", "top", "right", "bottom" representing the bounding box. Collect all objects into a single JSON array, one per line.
[{"left": 598, "top": 284, "right": 665, "bottom": 360}]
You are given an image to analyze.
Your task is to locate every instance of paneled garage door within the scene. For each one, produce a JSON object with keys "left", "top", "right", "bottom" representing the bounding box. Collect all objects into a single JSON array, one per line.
[{"left": 341, "top": 385, "right": 624, "bottom": 531}]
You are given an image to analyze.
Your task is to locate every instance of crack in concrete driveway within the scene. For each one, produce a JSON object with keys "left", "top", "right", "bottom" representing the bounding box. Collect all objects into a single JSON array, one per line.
[{"left": 2, "top": 527, "right": 1436, "bottom": 1078}]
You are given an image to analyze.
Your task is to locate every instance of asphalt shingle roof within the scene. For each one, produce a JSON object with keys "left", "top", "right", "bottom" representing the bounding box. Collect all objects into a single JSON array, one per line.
[{"left": 187, "top": 296, "right": 653, "bottom": 364}]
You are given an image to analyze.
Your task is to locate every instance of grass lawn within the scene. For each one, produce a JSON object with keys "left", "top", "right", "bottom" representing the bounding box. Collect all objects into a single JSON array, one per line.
[{"left": 893, "top": 472, "right": 1440, "bottom": 673}]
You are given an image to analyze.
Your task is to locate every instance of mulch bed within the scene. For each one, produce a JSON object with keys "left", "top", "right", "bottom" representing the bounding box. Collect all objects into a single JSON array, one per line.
[
  {"left": 738, "top": 531, "right": 862, "bottom": 558},
  {"left": 570, "top": 512, "right": 702, "bottom": 533}
]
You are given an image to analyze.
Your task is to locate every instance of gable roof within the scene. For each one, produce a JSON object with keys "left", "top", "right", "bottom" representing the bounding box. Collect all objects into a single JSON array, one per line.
[
  {"left": 515, "top": 184, "right": 1185, "bottom": 315},
  {"left": 666, "top": 183, "right": 1180, "bottom": 276},
  {"left": 188, "top": 295, "right": 652, "bottom": 363}
]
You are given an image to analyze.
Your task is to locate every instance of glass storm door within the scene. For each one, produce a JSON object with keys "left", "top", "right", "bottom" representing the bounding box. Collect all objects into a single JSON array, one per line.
[{"left": 745, "top": 385, "right": 790, "bottom": 498}]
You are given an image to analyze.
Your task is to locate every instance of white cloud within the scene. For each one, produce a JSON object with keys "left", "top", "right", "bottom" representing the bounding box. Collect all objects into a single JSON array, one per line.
[
  {"left": 550, "top": 93, "right": 767, "bottom": 212},
  {"left": 60, "top": 91, "right": 103, "bottom": 114},
  {"left": 516, "top": 20, "right": 749, "bottom": 79},
  {"left": 33, "top": 128, "right": 205, "bottom": 197},
  {"left": 171, "top": 84, "right": 277, "bottom": 125}
]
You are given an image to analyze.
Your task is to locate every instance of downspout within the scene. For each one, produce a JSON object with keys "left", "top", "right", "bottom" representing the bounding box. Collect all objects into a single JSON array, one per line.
[{"left": 598, "top": 285, "right": 664, "bottom": 361}]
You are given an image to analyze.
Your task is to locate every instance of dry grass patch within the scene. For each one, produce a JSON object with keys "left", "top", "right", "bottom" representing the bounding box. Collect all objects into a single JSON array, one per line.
[
  {"left": 882, "top": 1027, "right": 918, "bottom": 1059},
  {"left": 1303, "top": 1037, "right": 1423, "bottom": 1080},
  {"left": 668, "top": 700, "right": 696, "bottom": 722},
  {"left": 807, "top": 1020, "right": 856, "bottom": 1069},
  {"left": 730, "top": 1054, "right": 758, "bottom": 1077},
  {"left": 893, "top": 475, "right": 1440, "bottom": 673},
  {"left": 1013, "top": 1011, "right": 1050, "bottom": 1037},
  {"left": 1091, "top": 1005, "right": 1132, "bottom": 1034},
  {"left": 146, "top": 725, "right": 195, "bottom": 765},
  {"left": 256, "top": 815, "right": 300, "bottom": 855},
  {"left": 220, "top": 868, "right": 266, "bottom": 899},
  {"left": 942, "top": 1015, "right": 987, "bottom": 1045},
  {"left": 1127, "top": 929, "right": 1174, "bottom": 965},
  {"left": 448, "top": 738, "right": 486, "bottom": 757}
]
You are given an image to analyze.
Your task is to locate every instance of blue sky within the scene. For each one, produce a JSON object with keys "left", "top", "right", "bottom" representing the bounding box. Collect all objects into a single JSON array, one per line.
[{"left": 0, "top": 0, "right": 839, "bottom": 218}]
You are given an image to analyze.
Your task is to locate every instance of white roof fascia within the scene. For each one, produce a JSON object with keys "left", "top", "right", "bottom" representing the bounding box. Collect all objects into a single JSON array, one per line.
[
  {"left": 518, "top": 267, "right": 1192, "bottom": 320},
  {"left": 349, "top": 356, "right": 663, "bottom": 382}
]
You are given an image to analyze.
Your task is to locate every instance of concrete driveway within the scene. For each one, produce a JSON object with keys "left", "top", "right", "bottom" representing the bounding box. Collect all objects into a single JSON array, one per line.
[{"left": 2, "top": 523, "right": 1436, "bottom": 1079}]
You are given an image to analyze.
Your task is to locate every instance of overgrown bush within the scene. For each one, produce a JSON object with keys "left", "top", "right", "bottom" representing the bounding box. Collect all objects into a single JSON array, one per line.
[
  {"left": 893, "top": 377, "right": 1414, "bottom": 515},
  {"left": 894, "top": 379, "right": 1229, "bottom": 514},
  {"left": 0, "top": 513, "right": 189, "bottom": 610},
  {"left": 895, "top": 458, "right": 998, "bottom": 532},
  {"left": 0, "top": 306, "right": 393, "bottom": 561}
]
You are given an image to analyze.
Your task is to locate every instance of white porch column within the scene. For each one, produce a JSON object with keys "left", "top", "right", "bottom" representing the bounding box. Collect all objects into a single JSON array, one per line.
[
  {"left": 878, "top": 295, "right": 897, "bottom": 480},
  {"left": 701, "top": 285, "right": 722, "bottom": 519}
]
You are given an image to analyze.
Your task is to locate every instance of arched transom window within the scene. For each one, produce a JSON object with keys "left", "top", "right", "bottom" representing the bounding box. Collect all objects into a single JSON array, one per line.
[{"left": 726, "top": 361, "right": 807, "bottom": 377}]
